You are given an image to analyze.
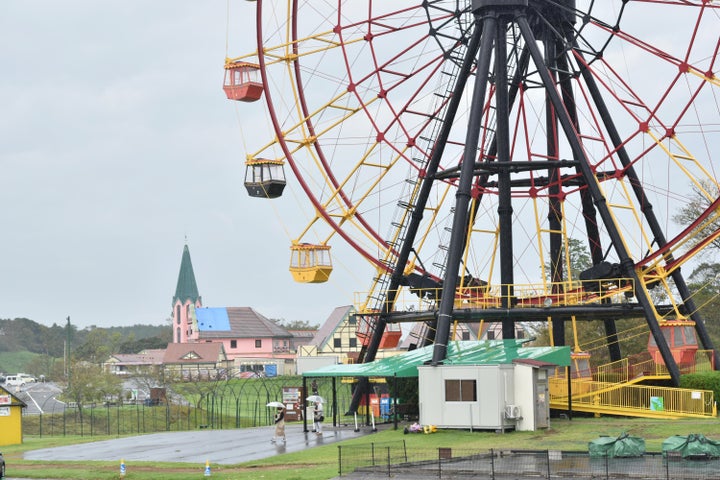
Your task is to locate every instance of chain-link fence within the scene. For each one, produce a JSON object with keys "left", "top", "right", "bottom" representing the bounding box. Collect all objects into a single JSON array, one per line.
[
  {"left": 21, "top": 376, "right": 371, "bottom": 437},
  {"left": 338, "top": 444, "right": 720, "bottom": 479}
]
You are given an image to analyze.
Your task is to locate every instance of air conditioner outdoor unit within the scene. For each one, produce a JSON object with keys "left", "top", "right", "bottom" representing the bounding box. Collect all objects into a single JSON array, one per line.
[{"left": 505, "top": 404, "right": 521, "bottom": 419}]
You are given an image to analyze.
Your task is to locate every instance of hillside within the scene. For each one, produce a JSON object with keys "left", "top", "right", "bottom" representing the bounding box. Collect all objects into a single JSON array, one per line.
[{"left": 0, "top": 317, "right": 170, "bottom": 376}]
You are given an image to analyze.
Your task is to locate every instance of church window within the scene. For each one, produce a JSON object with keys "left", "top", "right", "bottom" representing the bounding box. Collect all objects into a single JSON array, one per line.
[{"left": 176, "top": 305, "right": 181, "bottom": 324}]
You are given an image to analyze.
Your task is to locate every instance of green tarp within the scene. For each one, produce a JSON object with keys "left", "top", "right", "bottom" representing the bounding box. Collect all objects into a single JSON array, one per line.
[
  {"left": 662, "top": 434, "right": 720, "bottom": 459},
  {"left": 588, "top": 432, "right": 646, "bottom": 458},
  {"left": 303, "top": 340, "right": 571, "bottom": 378}
]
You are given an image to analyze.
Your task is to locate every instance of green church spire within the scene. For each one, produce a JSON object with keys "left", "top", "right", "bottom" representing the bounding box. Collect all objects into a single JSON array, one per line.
[{"left": 173, "top": 244, "right": 200, "bottom": 304}]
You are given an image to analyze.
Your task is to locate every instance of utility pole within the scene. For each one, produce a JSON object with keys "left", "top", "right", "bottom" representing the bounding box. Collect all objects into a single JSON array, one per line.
[{"left": 65, "top": 316, "right": 72, "bottom": 388}]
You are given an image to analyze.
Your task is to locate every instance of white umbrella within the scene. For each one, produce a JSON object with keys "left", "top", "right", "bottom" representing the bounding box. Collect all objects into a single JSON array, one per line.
[
  {"left": 306, "top": 395, "right": 325, "bottom": 404},
  {"left": 266, "top": 401, "right": 285, "bottom": 408}
]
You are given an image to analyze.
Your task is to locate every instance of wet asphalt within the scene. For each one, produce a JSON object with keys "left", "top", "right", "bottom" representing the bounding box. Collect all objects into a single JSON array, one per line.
[{"left": 23, "top": 423, "right": 376, "bottom": 466}]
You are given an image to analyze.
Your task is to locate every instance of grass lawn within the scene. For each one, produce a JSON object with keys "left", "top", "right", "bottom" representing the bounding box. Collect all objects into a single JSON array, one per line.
[{"left": 3, "top": 416, "right": 719, "bottom": 479}]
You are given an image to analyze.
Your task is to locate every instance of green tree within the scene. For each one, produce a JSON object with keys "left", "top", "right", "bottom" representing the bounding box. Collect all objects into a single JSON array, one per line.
[
  {"left": 61, "top": 361, "right": 123, "bottom": 420},
  {"left": 73, "top": 329, "right": 113, "bottom": 363},
  {"left": 272, "top": 318, "right": 320, "bottom": 330},
  {"left": 24, "top": 353, "right": 57, "bottom": 381},
  {"left": 672, "top": 179, "right": 720, "bottom": 255},
  {"left": 686, "top": 262, "right": 720, "bottom": 349},
  {"left": 543, "top": 237, "right": 592, "bottom": 284}
]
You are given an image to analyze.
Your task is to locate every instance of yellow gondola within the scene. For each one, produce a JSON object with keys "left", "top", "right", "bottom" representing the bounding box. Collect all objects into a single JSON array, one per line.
[{"left": 289, "top": 244, "right": 332, "bottom": 283}]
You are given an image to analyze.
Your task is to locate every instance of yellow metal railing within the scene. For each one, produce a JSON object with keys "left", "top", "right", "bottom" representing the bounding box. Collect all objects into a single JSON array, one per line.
[
  {"left": 549, "top": 377, "right": 716, "bottom": 418},
  {"left": 354, "top": 278, "right": 634, "bottom": 313}
]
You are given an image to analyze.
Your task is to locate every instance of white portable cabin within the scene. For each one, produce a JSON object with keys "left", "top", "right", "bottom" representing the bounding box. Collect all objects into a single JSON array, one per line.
[{"left": 418, "top": 359, "right": 555, "bottom": 432}]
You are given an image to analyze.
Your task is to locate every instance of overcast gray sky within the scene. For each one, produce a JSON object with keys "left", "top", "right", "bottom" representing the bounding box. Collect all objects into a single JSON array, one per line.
[
  {"left": 2, "top": 2, "right": 718, "bottom": 332},
  {"left": 0, "top": 1, "right": 364, "bottom": 329}
]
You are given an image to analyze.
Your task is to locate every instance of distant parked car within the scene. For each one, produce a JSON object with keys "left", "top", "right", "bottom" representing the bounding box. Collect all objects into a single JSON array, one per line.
[
  {"left": 0, "top": 450, "right": 5, "bottom": 478},
  {"left": 4, "top": 376, "right": 25, "bottom": 387},
  {"left": 17, "top": 373, "right": 36, "bottom": 383}
]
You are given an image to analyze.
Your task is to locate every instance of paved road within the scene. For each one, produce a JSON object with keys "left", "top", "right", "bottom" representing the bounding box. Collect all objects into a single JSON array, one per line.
[
  {"left": 3, "top": 382, "right": 65, "bottom": 415},
  {"left": 23, "top": 423, "right": 376, "bottom": 465}
]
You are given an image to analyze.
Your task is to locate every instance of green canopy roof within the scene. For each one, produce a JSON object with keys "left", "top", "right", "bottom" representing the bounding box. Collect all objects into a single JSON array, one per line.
[{"left": 304, "top": 340, "right": 571, "bottom": 378}]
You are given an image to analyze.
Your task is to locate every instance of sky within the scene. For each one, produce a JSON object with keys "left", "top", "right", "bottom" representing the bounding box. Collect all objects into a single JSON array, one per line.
[
  {"left": 0, "top": 1, "right": 363, "bottom": 329},
  {"left": 1, "top": 2, "right": 717, "bottom": 331}
]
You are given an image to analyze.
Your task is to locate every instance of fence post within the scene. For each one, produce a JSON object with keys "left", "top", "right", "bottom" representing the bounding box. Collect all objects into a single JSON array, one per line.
[
  {"left": 338, "top": 445, "right": 342, "bottom": 477},
  {"left": 387, "top": 446, "right": 391, "bottom": 478},
  {"left": 438, "top": 447, "right": 442, "bottom": 479},
  {"left": 490, "top": 449, "right": 495, "bottom": 480},
  {"left": 403, "top": 439, "right": 407, "bottom": 462},
  {"left": 372, "top": 442, "right": 376, "bottom": 466},
  {"left": 604, "top": 454, "right": 609, "bottom": 480},
  {"left": 545, "top": 450, "right": 550, "bottom": 479}
]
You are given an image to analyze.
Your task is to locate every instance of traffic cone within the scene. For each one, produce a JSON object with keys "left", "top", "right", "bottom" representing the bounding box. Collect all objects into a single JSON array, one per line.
[
  {"left": 204, "top": 459, "right": 211, "bottom": 477},
  {"left": 120, "top": 458, "right": 126, "bottom": 477}
]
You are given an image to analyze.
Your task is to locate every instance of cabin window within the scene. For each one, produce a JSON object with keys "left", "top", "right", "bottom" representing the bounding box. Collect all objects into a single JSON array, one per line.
[
  {"left": 255, "top": 339, "right": 262, "bottom": 348},
  {"left": 333, "top": 338, "right": 342, "bottom": 348},
  {"left": 230, "top": 340, "right": 237, "bottom": 349},
  {"left": 349, "top": 338, "right": 357, "bottom": 348},
  {"left": 445, "top": 379, "right": 477, "bottom": 402}
]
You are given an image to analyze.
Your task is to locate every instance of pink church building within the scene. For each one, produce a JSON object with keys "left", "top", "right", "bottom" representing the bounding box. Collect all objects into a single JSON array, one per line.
[{"left": 171, "top": 245, "right": 312, "bottom": 374}]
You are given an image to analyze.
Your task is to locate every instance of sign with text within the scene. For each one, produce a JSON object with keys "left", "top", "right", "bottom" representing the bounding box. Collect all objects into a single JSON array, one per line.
[{"left": 282, "top": 386, "right": 305, "bottom": 421}]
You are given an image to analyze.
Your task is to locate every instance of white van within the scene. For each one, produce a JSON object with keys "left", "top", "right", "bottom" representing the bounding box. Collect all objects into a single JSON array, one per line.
[{"left": 4, "top": 375, "right": 25, "bottom": 387}]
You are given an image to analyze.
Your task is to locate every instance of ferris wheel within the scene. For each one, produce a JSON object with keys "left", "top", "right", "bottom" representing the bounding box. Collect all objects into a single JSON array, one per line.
[{"left": 225, "top": 1, "right": 720, "bottom": 386}]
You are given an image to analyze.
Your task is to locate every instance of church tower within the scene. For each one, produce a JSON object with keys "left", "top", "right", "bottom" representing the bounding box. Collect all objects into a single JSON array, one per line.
[{"left": 172, "top": 244, "right": 202, "bottom": 343}]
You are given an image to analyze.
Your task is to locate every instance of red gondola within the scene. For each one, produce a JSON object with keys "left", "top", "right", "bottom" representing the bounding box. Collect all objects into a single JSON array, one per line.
[
  {"left": 223, "top": 61, "right": 263, "bottom": 102},
  {"left": 648, "top": 320, "right": 698, "bottom": 367}
]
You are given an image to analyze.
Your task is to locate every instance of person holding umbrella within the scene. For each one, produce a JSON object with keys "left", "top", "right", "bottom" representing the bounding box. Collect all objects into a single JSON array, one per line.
[
  {"left": 312, "top": 400, "right": 324, "bottom": 435},
  {"left": 272, "top": 405, "right": 286, "bottom": 444},
  {"left": 266, "top": 401, "right": 286, "bottom": 444}
]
